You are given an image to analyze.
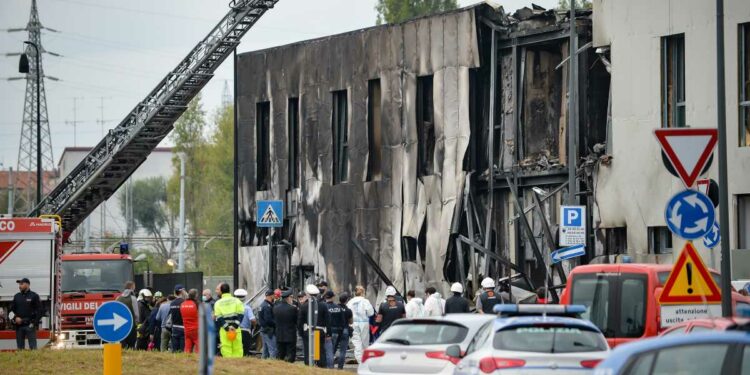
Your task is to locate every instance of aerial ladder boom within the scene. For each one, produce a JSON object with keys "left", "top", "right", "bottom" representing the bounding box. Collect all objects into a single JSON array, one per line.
[{"left": 33, "top": 0, "right": 279, "bottom": 235}]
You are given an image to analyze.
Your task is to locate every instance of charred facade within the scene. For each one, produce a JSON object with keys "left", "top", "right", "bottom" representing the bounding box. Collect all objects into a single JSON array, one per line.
[{"left": 235, "top": 4, "right": 609, "bottom": 301}]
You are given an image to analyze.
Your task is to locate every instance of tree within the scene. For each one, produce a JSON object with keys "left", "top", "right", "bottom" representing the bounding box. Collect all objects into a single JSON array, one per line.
[
  {"left": 557, "top": 0, "right": 592, "bottom": 10},
  {"left": 119, "top": 177, "right": 176, "bottom": 264},
  {"left": 375, "top": 0, "right": 458, "bottom": 25}
]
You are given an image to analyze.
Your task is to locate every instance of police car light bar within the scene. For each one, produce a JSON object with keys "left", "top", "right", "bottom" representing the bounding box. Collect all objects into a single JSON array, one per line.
[{"left": 494, "top": 304, "right": 587, "bottom": 317}]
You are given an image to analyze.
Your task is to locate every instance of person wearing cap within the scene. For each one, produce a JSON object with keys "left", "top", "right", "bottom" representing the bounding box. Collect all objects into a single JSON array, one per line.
[
  {"left": 298, "top": 284, "right": 330, "bottom": 366},
  {"left": 273, "top": 289, "right": 298, "bottom": 363},
  {"left": 444, "top": 283, "right": 470, "bottom": 314},
  {"left": 346, "top": 285, "right": 374, "bottom": 364},
  {"left": 233, "top": 288, "right": 256, "bottom": 356},
  {"left": 258, "top": 289, "right": 278, "bottom": 359},
  {"left": 10, "top": 277, "right": 41, "bottom": 350},
  {"left": 316, "top": 281, "right": 328, "bottom": 301},
  {"left": 116, "top": 281, "right": 140, "bottom": 349},
  {"left": 167, "top": 284, "right": 187, "bottom": 352},
  {"left": 214, "top": 283, "right": 245, "bottom": 358},
  {"left": 376, "top": 288, "right": 405, "bottom": 334},
  {"left": 136, "top": 289, "right": 154, "bottom": 350},
  {"left": 476, "top": 277, "right": 502, "bottom": 314}
]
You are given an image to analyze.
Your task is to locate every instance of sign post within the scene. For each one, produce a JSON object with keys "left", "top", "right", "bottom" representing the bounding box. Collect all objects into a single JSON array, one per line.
[
  {"left": 93, "top": 301, "right": 133, "bottom": 375},
  {"left": 559, "top": 205, "right": 586, "bottom": 247},
  {"left": 257, "top": 200, "right": 284, "bottom": 290}
]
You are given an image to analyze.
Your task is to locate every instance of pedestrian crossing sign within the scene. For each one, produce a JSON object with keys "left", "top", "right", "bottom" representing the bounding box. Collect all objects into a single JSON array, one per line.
[{"left": 257, "top": 200, "right": 284, "bottom": 228}]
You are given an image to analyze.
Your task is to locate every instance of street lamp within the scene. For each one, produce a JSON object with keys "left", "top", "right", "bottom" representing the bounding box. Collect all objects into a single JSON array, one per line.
[{"left": 18, "top": 41, "right": 42, "bottom": 206}]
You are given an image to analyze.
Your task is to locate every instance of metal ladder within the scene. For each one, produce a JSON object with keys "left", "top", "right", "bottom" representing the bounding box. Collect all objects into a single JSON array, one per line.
[{"left": 33, "top": 0, "right": 280, "bottom": 235}]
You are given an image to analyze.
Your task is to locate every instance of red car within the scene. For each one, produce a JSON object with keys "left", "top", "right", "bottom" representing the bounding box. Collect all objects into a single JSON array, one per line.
[{"left": 660, "top": 317, "right": 750, "bottom": 336}]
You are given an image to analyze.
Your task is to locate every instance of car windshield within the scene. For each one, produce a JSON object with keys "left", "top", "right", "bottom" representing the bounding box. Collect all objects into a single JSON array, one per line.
[
  {"left": 570, "top": 273, "right": 647, "bottom": 338},
  {"left": 493, "top": 325, "right": 608, "bottom": 353},
  {"left": 61, "top": 260, "right": 132, "bottom": 293},
  {"left": 379, "top": 321, "right": 468, "bottom": 345}
]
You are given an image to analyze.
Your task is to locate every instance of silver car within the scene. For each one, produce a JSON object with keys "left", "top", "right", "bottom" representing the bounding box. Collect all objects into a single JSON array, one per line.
[{"left": 357, "top": 314, "right": 495, "bottom": 375}]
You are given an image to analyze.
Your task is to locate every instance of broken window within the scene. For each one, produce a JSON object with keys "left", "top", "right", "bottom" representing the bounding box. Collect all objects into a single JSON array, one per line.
[
  {"left": 288, "top": 98, "right": 300, "bottom": 189},
  {"left": 648, "top": 226, "right": 672, "bottom": 254},
  {"left": 661, "top": 34, "right": 686, "bottom": 128},
  {"left": 521, "top": 46, "right": 563, "bottom": 161},
  {"left": 256, "top": 101, "right": 271, "bottom": 191},
  {"left": 332, "top": 90, "right": 349, "bottom": 184},
  {"left": 740, "top": 23, "right": 750, "bottom": 146},
  {"left": 367, "top": 79, "right": 382, "bottom": 181},
  {"left": 417, "top": 75, "right": 435, "bottom": 177},
  {"left": 603, "top": 227, "right": 627, "bottom": 255},
  {"left": 739, "top": 195, "right": 750, "bottom": 249}
]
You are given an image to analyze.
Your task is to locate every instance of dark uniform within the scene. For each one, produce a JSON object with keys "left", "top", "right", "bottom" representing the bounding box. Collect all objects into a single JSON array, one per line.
[
  {"left": 444, "top": 293, "right": 470, "bottom": 314},
  {"left": 168, "top": 295, "right": 185, "bottom": 352},
  {"left": 10, "top": 281, "right": 41, "bottom": 350},
  {"left": 377, "top": 301, "right": 406, "bottom": 333},
  {"left": 273, "top": 292, "right": 299, "bottom": 363},
  {"left": 328, "top": 302, "right": 353, "bottom": 369},
  {"left": 136, "top": 299, "right": 152, "bottom": 350},
  {"left": 259, "top": 297, "right": 277, "bottom": 359},
  {"left": 298, "top": 298, "right": 330, "bottom": 366},
  {"left": 479, "top": 290, "right": 503, "bottom": 314}
]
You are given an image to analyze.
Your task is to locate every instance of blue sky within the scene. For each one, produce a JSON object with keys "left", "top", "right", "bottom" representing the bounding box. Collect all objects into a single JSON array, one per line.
[{"left": 0, "top": 0, "right": 557, "bottom": 169}]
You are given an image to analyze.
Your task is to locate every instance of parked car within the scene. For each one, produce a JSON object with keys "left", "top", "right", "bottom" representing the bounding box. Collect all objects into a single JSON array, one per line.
[
  {"left": 594, "top": 331, "right": 750, "bottom": 375},
  {"left": 357, "top": 313, "right": 495, "bottom": 375},
  {"left": 450, "top": 305, "right": 610, "bottom": 374}
]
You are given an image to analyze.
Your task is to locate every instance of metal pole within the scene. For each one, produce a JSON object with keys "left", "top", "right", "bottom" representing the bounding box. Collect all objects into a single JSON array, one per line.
[
  {"left": 24, "top": 41, "right": 42, "bottom": 207},
  {"left": 715, "top": 0, "right": 732, "bottom": 317},
  {"left": 267, "top": 229, "right": 273, "bottom": 289},
  {"left": 233, "top": 48, "right": 239, "bottom": 290},
  {"left": 567, "top": 0, "right": 578, "bottom": 205},
  {"left": 484, "top": 29, "right": 497, "bottom": 277},
  {"left": 178, "top": 152, "right": 187, "bottom": 273},
  {"left": 308, "top": 296, "right": 315, "bottom": 366}
]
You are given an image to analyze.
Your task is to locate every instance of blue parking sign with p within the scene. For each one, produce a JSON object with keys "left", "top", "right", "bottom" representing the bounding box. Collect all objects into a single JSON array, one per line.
[
  {"left": 563, "top": 207, "right": 583, "bottom": 226},
  {"left": 560, "top": 205, "right": 586, "bottom": 246}
]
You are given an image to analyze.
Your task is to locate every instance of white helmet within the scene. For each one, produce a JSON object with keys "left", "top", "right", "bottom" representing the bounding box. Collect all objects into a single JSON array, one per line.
[
  {"left": 305, "top": 284, "right": 320, "bottom": 295},
  {"left": 481, "top": 277, "right": 496, "bottom": 289},
  {"left": 233, "top": 288, "right": 248, "bottom": 298},
  {"left": 138, "top": 289, "right": 152, "bottom": 298},
  {"left": 450, "top": 283, "right": 463, "bottom": 294},
  {"left": 385, "top": 286, "right": 397, "bottom": 297}
]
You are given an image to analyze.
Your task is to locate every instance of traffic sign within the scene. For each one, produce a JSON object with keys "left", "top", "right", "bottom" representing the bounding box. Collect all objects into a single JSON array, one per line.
[
  {"left": 659, "top": 242, "right": 721, "bottom": 305},
  {"left": 654, "top": 128, "right": 717, "bottom": 188},
  {"left": 703, "top": 222, "right": 721, "bottom": 249},
  {"left": 664, "top": 190, "right": 715, "bottom": 240},
  {"left": 559, "top": 205, "right": 586, "bottom": 246},
  {"left": 257, "top": 200, "right": 284, "bottom": 228},
  {"left": 93, "top": 301, "right": 133, "bottom": 343},
  {"left": 551, "top": 244, "right": 586, "bottom": 263}
]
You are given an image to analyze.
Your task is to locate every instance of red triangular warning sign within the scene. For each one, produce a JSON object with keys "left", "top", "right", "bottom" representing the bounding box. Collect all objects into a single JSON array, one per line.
[
  {"left": 659, "top": 242, "right": 722, "bottom": 305},
  {"left": 655, "top": 128, "right": 717, "bottom": 188}
]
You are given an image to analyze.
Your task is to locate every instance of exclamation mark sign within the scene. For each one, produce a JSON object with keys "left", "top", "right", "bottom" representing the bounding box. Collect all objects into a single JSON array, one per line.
[{"left": 686, "top": 263, "right": 693, "bottom": 294}]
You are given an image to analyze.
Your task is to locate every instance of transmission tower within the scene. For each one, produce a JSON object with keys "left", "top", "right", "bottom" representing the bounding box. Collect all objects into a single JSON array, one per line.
[
  {"left": 222, "top": 80, "right": 232, "bottom": 107},
  {"left": 14, "top": 0, "right": 55, "bottom": 211}
]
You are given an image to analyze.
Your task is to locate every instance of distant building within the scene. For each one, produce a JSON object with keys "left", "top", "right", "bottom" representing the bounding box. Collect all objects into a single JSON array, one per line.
[
  {"left": 56, "top": 147, "right": 175, "bottom": 251},
  {"left": 0, "top": 170, "right": 57, "bottom": 216}
]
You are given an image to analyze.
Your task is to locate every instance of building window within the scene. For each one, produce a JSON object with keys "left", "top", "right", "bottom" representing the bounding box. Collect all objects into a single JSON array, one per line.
[
  {"left": 648, "top": 226, "right": 673, "bottom": 254},
  {"left": 603, "top": 227, "right": 627, "bottom": 255},
  {"left": 739, "top": 195, "right": 750, "bottom": 249},
  {"left": 256, "top": 101, "right": 271, "bottom": 191},
  {"left": 417, "top": 75, "right": 435, "bottom": 177},
  {"left": 367, "top": 79, "right": 383, "bottom": 181},
  {"left": 332, "top": 90, "right": 349, "bottom": 184},
  {"left": 740, "top": 23, "right": 750, "bottom": 146},
  {"left": 661, "top": 34, "right": 686, "bottom": 128},
  {"left": 288, "top": 98, "right": 300, "bottom": 189}
]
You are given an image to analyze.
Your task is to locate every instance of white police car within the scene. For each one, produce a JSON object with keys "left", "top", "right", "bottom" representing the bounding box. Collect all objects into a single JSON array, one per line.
[{"left": 449, "top": 305, "right": 610, "bottom": 374}]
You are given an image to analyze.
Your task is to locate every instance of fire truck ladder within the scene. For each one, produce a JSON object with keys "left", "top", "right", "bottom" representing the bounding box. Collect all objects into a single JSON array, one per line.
[{"left": 32, "top": 0, "right": 279, "bottom": 235}]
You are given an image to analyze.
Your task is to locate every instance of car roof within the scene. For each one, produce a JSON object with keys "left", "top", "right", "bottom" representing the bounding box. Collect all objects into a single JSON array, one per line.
[
  {"left": 392, "top": 314, "right": 495, "bottom": 327},
  {"left": 493, "top": 315, "right": 602, "bottom": 332},
  {"left": 598, "top": 331, "right": 750, "bottom": 370},
  {"left": 665, "top": 317, "right": 750, "bottom": 331}
]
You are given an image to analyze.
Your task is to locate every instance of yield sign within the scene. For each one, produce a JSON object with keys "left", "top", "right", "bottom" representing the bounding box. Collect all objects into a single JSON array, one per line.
[
  {"left": 655, "top": 128, "right": 718, "bottom": 188},
  {"left": 659, "top": 242, "right": 721, "bottom": 305}
]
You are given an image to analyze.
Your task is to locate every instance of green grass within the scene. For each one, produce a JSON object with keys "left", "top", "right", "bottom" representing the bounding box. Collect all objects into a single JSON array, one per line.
[{"left": 0, "top": 349, "right": 340, "bottom": 375}]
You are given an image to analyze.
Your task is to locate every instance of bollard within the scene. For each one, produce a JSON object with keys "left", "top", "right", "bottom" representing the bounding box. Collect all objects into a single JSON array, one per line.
[
  {"left": 313, "top": 329, "right": 321, "bottom": 361},
  {"left": 103, "top": 343, "right": 122, "bottom": 375}
]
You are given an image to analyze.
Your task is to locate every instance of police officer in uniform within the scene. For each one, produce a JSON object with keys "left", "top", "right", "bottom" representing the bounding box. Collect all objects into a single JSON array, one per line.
[
  {"left": 10, "top": 278, "right": 41, "bottom": 350},
  {"left": 444, "top": 283, "right": 470, "bottom": 314},
  {"left": 273, "top": 289, "right": 298, "bottom": 363},
  {"left": 476, "top": 277, "right": 503, "bottom": 314},
  {"left": 376, "top": 289, "right": 405, "bottom": 334},
  {"left": 298, "top": 284, "right": 330, "bottom": 366}
]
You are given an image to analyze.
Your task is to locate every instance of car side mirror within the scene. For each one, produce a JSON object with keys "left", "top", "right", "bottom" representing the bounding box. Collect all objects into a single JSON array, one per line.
[{"left": 445, "top": 344, "right": 462, "bottom": 358}]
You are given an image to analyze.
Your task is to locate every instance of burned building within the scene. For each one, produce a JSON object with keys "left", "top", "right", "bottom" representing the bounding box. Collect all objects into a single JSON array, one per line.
[{"left": 235, "top": 3, "right": 609, "bottom": 301}]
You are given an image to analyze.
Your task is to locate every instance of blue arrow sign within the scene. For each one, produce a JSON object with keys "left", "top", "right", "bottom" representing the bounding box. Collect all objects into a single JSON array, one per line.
[
  {"left": 703, "top": 222, "right": 720, "bottom": 249},
  {"left": 552, "top": 244, "right": 586, "bottom": 264},
  {"left": 93, "top": 301, "right": 133, "bottom": 343},
  {"left": 664, "top": 190, "right": 715, "bottom": 240}
]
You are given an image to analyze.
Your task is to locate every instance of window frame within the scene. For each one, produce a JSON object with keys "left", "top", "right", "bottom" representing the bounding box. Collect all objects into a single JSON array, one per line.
[
  {"left": 648, "top": 226, "right": 673, "bottom": 254},
  {"left": 739, "top": 195, "right": 750, "bottom": 249},
  {"left": 256, "top": 101, "right": 271, "bottom": 191},
  {"left": 366, "top": 79, "right": 383, "bottom": 181},
  {"left": 332, "top": 90, "right": 349, "bottom": 185},
  {"left": 417, "top": 75, "right": 435, "bottom": 177},
  {"left": 661, "top": 34, "right": 686, "bottom": 128},
  {"left": 740, "top": 23, "right": 750, "bottom": 146},
  {"left": 287, "top": 98, "right": 300, "bottom": 189}
]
